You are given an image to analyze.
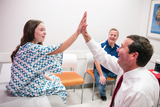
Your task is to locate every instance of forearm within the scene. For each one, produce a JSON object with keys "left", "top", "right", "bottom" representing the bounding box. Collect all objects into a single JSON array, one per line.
[
  {"left": 94, "top": 59, "right": 103, "bottom": 76},
  {"left": 82, "top": 32, "right": 92, "bottom": 43},
  {"left": 44, "top": 74, "right": 53, "bottom": 80},
  {"left": 58, "top": 32, "right": 79, "bottom": 52},
  {"left": 48, "top": 32, "right": 79, "bottom": 55}
]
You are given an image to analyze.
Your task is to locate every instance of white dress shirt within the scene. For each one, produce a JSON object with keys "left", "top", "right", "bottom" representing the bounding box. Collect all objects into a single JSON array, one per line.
[{"left": 87, "top": 39, "right": 159, "bottom": 107}]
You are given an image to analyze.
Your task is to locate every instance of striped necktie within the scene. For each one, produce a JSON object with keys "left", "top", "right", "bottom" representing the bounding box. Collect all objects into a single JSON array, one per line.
[{"left": 109, "top": 75, "right": 123, "bottom": 107}]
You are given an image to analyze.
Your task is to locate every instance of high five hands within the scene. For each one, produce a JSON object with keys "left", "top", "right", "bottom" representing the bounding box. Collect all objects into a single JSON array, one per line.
[
  {"left": 79, "top": 11, "right": 91, "bottom": 43},
  {"left": 77, "top": 11, "right": 88, "bottom": 35}
]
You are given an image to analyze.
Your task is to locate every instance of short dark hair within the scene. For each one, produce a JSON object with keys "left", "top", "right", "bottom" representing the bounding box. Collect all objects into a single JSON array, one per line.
[{"left": 127, "top": 35, "right": 153, "bottom": 67}]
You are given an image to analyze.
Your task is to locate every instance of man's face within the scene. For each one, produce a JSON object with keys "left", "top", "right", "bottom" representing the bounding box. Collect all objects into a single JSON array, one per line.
[
  {"left": 117, "top": 38, "right": 134, "bottom": 71},
  {"left": 108, "top": 30, "right": 118, "bottom": 44}
]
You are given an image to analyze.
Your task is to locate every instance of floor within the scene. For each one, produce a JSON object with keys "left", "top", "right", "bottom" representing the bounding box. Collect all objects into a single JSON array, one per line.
[
  {"left": 0, "top": 83, "right": 112, "bottom": 107},
  {"left": 1, "top": 83, "right": 159, "bottom": 107},
  {"left": 66, "top": 84, "right": 112, "bottom": 107}
]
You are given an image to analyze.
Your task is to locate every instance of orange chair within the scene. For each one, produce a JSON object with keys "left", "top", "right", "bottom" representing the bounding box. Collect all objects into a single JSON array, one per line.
[
  {"left": 83, "top": 52, "right": 116, "bottom": 101},
  {"left": 52, "top": 53, "right": 84, "bottom": 104}
]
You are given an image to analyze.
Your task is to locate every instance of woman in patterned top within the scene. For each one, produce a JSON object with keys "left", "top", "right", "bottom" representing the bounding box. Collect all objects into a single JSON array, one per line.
[{"left": 6, "top": 12, "right": 87, "bottom": 105}]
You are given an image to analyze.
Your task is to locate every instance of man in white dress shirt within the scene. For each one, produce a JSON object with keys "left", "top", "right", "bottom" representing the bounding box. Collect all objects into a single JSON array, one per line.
[{"left": 81, "top": 12, "right": 159, "bottom": 107}]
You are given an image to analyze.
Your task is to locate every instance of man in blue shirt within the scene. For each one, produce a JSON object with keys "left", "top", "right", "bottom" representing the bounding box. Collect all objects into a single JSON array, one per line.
[{"left": 94, "top": 28, "right": 119, "bottom": 101}]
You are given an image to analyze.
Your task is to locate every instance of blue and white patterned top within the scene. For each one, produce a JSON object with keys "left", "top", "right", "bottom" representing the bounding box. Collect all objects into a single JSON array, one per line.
[{"left": 6, "top": 42, "right": 67, "bottom": 104}]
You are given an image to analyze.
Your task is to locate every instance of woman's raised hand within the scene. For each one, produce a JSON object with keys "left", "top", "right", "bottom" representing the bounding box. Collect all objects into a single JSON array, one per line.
[{"left": 76, "top": 11, "right": 87, "bottom": 35}]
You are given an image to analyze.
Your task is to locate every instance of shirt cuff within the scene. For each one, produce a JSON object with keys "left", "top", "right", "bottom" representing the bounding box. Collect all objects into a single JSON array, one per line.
[{"left": 86, "top": 38, "right": 99, "bottom": 49}]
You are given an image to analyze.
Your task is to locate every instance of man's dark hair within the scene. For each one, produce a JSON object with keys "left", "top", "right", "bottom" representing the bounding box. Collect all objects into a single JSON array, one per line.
[{"left": 127, "top": 35, "right": 153, "bottom": 67}]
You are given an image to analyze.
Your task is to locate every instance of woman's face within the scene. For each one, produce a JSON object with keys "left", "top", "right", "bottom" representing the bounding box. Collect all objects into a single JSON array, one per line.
[{"left": 33, "top": 23, "right": 46, "bottom": 44}]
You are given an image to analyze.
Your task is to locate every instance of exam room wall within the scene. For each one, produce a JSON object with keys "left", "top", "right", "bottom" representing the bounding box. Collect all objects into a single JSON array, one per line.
[{"left": 0, "top": 0, "right": 160, "bottom": 84}]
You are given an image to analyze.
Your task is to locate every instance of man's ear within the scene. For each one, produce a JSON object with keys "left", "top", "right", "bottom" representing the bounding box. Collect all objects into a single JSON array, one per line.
[{"left": 130, "top": 52, "right": 139, "bottom": 60}]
